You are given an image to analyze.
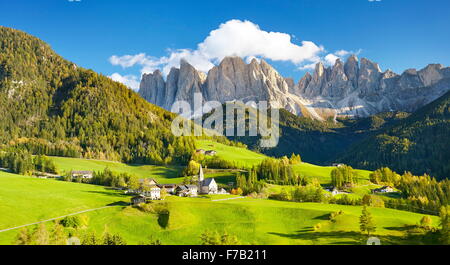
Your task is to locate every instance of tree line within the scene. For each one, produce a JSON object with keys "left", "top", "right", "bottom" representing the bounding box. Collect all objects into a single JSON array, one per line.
[
  {"left": 0, "top": 150, "right": 57, "bottom": 175},
  {"left": 0, "top": 27, "right": 211, "bottom": 166},
  {"left": 369, "top": 167, "right": 450, "bottom": 214}
]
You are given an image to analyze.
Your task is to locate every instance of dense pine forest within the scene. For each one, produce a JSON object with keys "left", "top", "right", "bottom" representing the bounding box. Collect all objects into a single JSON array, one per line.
[
  {"left": 222, "top": 106, "right": 412, "bottom": 169},
  {"left": 340, "top": 90, "right": 450, "bottom": 180},
  {"left": 0, "top": 26, "right": 198, "bottom": 165}
]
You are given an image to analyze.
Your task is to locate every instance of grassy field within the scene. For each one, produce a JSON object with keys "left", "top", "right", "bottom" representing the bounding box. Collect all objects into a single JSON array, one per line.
[
  {"left": 50, "top": 156, "right": 183, "bottom": 184},
  {"left": 0, "top": 171, "right": 130, "bottom": 244},
  {"left": 293, "top": 163, "right": 371, "bottom": 185},
  {"left": 196, "top": 140, "right": 267, "bottom": 167},
  {"left": 0, "top": 142, "right": 436, "bottom": 245},
  {"left": 202, "top": 169, "right": 242, "bottom": 185},
  {"left": 196, "top": 140, "right": 371, "bottom": 185},
  {"left": 0, "top": 171, "right": 439, "bottom": 245}
]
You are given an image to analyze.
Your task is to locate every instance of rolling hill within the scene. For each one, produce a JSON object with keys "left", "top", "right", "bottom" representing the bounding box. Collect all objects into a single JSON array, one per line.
[
  {"left": 340, "top": 90, "right": 450, "bottom": 179},
  {"left": 0, "top": 170, "right": 438, "bottom": 245}
]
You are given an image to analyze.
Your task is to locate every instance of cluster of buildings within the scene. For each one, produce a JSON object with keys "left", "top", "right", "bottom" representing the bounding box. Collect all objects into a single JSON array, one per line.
[
  {"left": 71, "top": 170, "right": 93, "bottom": 179},
  {"left": 131, "top": 165, "right": 228, "bottom": 205},
  {"left": 324, "top": 184, "right": 396, "bottom": 198},
  {"left": 372, "top": 186, "right": 395, "bottom": 193},
  {"left": 195, "top": 149, "right": 217, "bottom": 156}
]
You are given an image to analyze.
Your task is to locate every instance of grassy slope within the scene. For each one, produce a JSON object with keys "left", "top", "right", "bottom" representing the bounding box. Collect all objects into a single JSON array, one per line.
[
  {"left": 0, "top": 171, "right": 129, "bottom": 243},
  {"left": 196, "top": 140, "right": 371, "bottom": 185},
  {"left": 50, "top": 156, "right": 183, "bottom": 184},
  {"left": 0, "top": 171, "right": 439, "bottom": 245},
  {"left": 196, "top": 140, "right": 267, "bottom": 168}
]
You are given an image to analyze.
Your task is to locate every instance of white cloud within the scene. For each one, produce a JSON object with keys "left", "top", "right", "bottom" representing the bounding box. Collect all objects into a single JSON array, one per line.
[
  {"left": 335, "top": 50, "right": 350, "bottom": 57},
  {"left": 245, "top": 56, "right": 261, "bottom": 64},
  {"left": 302, "top": 48, "right": 362, "bottom": 69},
  {"left": 109, "top": 19, "right": 326, "bottom": 77},
  {"left": 109, "top": 73, "right": 140, "bottom": 90},
  {"left": 109, "top": 19, "right": 361, "bottom": 84},
  {"left": 197, "top": 20, "right": 323, "bottom": 64},
  {"left": 324, "top": 53, "right": 340, "bottom": 66},
  {"left": 299, "top": 63, "right": 317, "bottom": 70},
  {"left": 109, "top": 53, "right": 149, "bottom": 68}
]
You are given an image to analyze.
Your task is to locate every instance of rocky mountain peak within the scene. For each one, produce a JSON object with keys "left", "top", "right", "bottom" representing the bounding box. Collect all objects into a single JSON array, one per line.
[
  {"left": 344, "top": 55, "right": 359, "bottom": 88},
  {"left": 139, "top": 55, "right": 450, "bottom": 120},
  {"left": 139, "top": 70, "right": 165, "bottom": 107},
  {"left": 418, "top": 64, "right": 444, "bottom": 87},
  {"left": 357, "top": 57, "right": 382, "bottom": 95},
  {"left": 315, "top": 62, "right": 326, "bottom": 77}
]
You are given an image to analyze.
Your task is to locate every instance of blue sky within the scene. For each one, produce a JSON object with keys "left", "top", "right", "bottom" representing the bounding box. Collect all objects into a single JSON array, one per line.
[{"left": 1, "top": 0, "right": 449, "bottom": 89}]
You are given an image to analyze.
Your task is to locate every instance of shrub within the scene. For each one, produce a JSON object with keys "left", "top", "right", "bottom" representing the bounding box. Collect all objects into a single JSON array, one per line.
[
  {"left": 329, "top": 210, "right": 344, "bottom": 222},
  {"left": 59, "top": 216, "right": 81, "bottom": 228}
]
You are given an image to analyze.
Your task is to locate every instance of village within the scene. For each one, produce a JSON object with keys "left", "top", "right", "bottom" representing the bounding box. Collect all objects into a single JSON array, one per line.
[
  {"left": 68, "top": 163, "right": 229, "bottom": 206},
  {"left": 26, "top": 147, "right": 398, "bottom": 208},
  {"left": 128, "top": 164, "right": 230, "bottom": 205},
  {"left": 56, "top": 151, "right": 398, "bottom": 207}
]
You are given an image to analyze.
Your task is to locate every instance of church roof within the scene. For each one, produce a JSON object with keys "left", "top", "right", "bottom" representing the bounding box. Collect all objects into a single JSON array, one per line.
[{"left": 202, "top": 178, "right": 216, "bottom": 186}]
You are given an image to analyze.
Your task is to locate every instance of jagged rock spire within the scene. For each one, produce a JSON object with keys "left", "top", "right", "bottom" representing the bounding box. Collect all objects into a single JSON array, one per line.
[{"left": 138, "top": 55, "right": 450, "bottom": 119}]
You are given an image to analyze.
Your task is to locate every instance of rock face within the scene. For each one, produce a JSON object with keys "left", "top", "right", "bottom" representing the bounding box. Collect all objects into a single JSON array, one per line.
[
  {"left": 139, "top": 70, "right": 165, "bottom": 107},
  {"left": 139, "top": 55, "right": 450, "bottom": 120},
  {"left": 139, "top": 56, "right": 311, "bottom": 117}
]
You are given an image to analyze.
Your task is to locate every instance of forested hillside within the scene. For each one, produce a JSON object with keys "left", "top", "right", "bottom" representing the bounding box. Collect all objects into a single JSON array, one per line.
[
  {"left": 340, "top": 89, "right": 450, "bottom": 180},
  {"left": 227, "top": 107, "right": 408, "bottom": 164},
  {"left": 0, "top": 26, "right": 196, "bottom": 165}
]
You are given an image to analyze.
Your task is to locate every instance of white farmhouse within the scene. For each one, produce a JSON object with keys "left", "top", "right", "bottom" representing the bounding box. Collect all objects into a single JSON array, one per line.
[
  {"left": 372, "top": 186, "right": 395, "bottom": 193},
  {"left": 71, "top": 170, "right": 93, "bottom": 179},
  {"left": 176, "top": 185, "right": 198, "bottom": 197},
  {"left": 142, "top": 185, "right": 161, "bottom": 200}
]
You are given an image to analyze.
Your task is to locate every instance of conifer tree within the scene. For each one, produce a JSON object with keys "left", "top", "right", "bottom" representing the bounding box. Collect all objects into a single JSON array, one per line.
[{"left": 360, "top": 206, "right": 376, "bottom": 236}]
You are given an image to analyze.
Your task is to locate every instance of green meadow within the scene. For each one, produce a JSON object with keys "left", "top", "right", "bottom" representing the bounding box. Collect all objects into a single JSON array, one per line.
[
  {"left": 0, "top": 172, "right": 438, "bottom": 245},
  {"left": 0, "top": 144, "right": 436, "bottom": 245},
  {"left": 50, "top": 156, "right": 183, "bottom": 184},
  {"left": 196, "top": 140, "right": 267, "bottom": 167},
  {"left": 0, "top": 171, "right": 129, "bottom": 244}
]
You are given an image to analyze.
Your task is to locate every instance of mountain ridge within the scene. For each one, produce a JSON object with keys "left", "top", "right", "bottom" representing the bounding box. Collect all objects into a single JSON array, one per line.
[{"left": 139, "top": 55, "right": 450, "bottom": 120}]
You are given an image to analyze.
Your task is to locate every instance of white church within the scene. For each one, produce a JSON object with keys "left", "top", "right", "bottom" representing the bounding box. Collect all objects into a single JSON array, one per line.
[{"left": 198, "top": 164, "right": 219, "bottom": 194}]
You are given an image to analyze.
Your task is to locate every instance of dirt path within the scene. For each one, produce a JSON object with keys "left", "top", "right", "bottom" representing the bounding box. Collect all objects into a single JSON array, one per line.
[
  {"left": 0, "top": 206, "right": 115, "bottom": 233},
  {"left": 211, "top": 196, "right": 245, "bottom": 202}
]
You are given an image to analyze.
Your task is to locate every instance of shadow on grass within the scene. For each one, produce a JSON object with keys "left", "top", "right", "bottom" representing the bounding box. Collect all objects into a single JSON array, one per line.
[
  {"left": 210, "top": 175, "right": 237, "bottom": 185},
  {"left": 83, "top": 190, "right": 129, "bottom": 198},
  {"left": 127, "top": 164, "right": 183, "bottom": 179},
  {"left": 267, "top": 229, "right": 421, "bottom": 245},
  {"left": 106, "top": 201, "right": 129, "bottom": 207},
  {"left": 380, "top": 192, "right": 402, "bottom": 199},
  {"left": 296, "top": 227, "right": 315, "bottom": 233},
  {"left": 158, "top": 212, "right": 170, "bottom": 229},
  {"left": 313, "top": 214, "right": 331, "bottom": 220},
  {"left": 383, "top": 225, "right": 416, "bottom": 231}
]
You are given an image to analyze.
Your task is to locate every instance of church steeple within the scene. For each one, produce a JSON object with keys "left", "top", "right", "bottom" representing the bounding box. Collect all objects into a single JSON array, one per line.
[{"left": 198, "top": 164, "right": 204, "bottom": 182}]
